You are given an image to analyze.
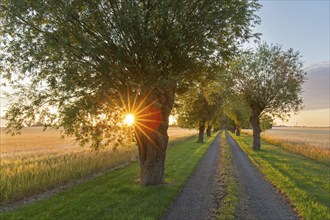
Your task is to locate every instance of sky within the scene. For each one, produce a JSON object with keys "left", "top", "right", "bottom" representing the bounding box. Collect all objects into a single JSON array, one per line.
[
  {"left": 249, "top": 0, "right": 329, "bottom": 66},
  {"left": 249, "top": 0, "right": 330, "bottom": 127}
]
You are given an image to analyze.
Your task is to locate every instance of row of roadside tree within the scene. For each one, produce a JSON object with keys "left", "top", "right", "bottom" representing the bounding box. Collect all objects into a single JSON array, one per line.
[{"left": 0, "top": 0, "right": 305, "bottom": 186}]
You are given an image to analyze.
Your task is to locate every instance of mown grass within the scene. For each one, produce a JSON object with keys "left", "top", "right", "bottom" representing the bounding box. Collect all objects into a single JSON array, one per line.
[
  {"left": 241, "top": 129, "right": 330, "bottom": 164},
  {"left": 230, "top": 132, "right": 330, "bottom": 220},
  {"left": 217, "top": 132, "right": 238, "bottom": 220},
  {"left": 0, "top": 133, "right": 218, "bottom": 219}
]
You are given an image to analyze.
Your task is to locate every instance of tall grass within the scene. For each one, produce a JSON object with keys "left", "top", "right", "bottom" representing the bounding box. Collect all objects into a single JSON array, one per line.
[
  {"left": 241, "top": 130, "right": 330, "bottom": 164},
  {"left": 0, "top": 144, "right": 138, "bottom": 205},
  {"left": 0, "top": 127, "right": 197, "bottom": 206}
]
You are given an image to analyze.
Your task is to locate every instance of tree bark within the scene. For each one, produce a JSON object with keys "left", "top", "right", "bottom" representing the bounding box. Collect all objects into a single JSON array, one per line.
[
  {"left": 197, "top": 120, "right": 206, "bottom": 143},
  {"left": 134, "top": 91, "right": 174, "bottom": 185},
  {"left": 235, "top": 125, "right": 241, "bottom": 136},
  {"left": 206, "top": 124, "right": 212, "bottom": 137},
  {"left": 229, "top": 126, "right": 235, "bottom": 133},
  {"left": 250, "top": 110, "right": 261, "bottom": 150}
]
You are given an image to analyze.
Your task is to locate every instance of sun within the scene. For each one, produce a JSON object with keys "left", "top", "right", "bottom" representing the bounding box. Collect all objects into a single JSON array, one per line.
[
  {"left": 169, "top": 115, "right": 177, "bottom": 125},
  {"left": 110, "top": 88, "right": 163, "bottom": 145},
  {"left": 124, "top": 114, "right": 135, "bottom": 126}
]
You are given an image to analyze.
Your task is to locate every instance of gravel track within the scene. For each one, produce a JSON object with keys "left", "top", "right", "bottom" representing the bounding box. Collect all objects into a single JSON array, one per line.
[
  {"left": 162, "top": 134, "right": 221, "bottom": 220},
  {"left": 226, "top": 132, "right": 298, "bottom": 220}
]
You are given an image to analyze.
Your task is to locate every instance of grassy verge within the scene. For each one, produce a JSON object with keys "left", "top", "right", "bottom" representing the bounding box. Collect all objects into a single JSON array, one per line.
[
  {"left": 0, "top": 133, "right": 218, "bottom": 219},
  {"left": 217, "top": 132, "right": 238, "bottom": 220},
  {"left": 230, "top": 132, "right": 330, "bottom": 220}
]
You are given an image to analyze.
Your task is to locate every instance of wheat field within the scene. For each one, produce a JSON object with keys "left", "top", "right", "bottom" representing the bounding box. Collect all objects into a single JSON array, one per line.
[
  {"left": 0, "top": 127, "right": 197, "bottom": 205},
  {"left": 242, "top": 127, "right": 330, "bottom": 163}
]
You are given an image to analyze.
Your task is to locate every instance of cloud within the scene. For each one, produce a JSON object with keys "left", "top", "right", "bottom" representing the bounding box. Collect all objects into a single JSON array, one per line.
[{"left": 302, "top": 61, "right": 330, "bottom": 110}]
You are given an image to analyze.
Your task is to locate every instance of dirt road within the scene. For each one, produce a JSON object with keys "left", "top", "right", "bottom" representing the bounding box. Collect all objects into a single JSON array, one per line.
[
  {"left": 226, "top": 132, "right": 298, "bottom": 220},
  {"left": 163, "top": 131, "right": 298, "bottom": 220},
  {"left": 163, "top": 133, "right": 221, "bottom": 220}
]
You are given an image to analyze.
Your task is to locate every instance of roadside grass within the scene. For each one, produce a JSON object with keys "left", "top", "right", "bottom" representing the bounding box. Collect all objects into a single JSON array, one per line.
[
  {"left": 0, "top": 133, "right": 218, "bottom": 219},
  {"left": 217, "top": 132, "right": 238, "bottom": 220},
  {"left": 0, "top": 128, "right": 196, "bottom": 205},
  {"left": 241, "top": 129, "right": 330, "bottom": 164},
  {"left": 230, "top": 132, "right": 330, "bottom": 220}
]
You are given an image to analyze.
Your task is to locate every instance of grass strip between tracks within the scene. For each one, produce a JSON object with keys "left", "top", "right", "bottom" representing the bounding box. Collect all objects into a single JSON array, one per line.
[
  {"left": 1, "top": 133, "right": 218, "bottom": 220},
  {"left": 217, "top": 132, "right": 238, "bottom": 220},
  {"left": 230, "top": 132, "right": 330, "bottom": 220}
]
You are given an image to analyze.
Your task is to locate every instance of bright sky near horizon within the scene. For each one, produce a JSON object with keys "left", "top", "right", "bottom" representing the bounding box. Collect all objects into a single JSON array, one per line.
[{"left": 251, "top": 0, "right": 330, "bottom": 127}]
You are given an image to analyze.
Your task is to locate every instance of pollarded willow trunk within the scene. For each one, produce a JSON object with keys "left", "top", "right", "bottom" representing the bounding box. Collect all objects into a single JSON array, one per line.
[
  {"left": 134, "top": 91, "right": 174, "bottom": 185},
  {"left": 197, "top": 120, "right": 206, "bottom": 143},
  {"left": 206, "top": 124, "right": 212, "bottom": 137},
  {"left": 235, "top": 125, "right": 241, "bottom": 136},
  {"left": 250, "top": 110, "right": 261, "bottom": 150},
  {"left": 229, "top": 126, "right": 235, "bottom": 133}
]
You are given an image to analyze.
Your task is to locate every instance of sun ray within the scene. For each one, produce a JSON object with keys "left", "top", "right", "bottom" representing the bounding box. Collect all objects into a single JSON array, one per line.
[
  {"left": 131, "top": 90, "right": 140, "bottom": 114},
  {"left": 134, "top": 124, "right": 158, "bottom": 148},
  {"left": 126, "top": 87, "right": 131, "bottom": 113},
  {"left": 134, "top": 130, "right": 143, "bottom": 148},
  {"left": 104, "top": 86, "right": 165, "bottom": 149},
  {"left": 135, "top": 99, "right": 159, "bottom": 116},
  {"left": 118, "top": 91, "right": 127, "bottom": 111},
  {"left": 107, "top": 94, "right": 125, "bottom": 112},
  {"left": 133, "top": 90, "right": 154, "bottom": 115},
  {"left": 137, "top": 119, "right": 161, "bottom": 123},
  {"left": 135, "top": 121, "right": 159, "bottom": 134},
  {"left": 137, "top": 110, "right": 161, "bottom": 119}
]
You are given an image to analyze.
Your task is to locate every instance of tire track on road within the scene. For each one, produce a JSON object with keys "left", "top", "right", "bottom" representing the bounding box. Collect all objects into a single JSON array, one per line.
[
  {"left": 226, "top": 132, "right": 298, "bottom": 220},
  {"left": 163, "top": 133, "right": 221, "bottom": 220}
]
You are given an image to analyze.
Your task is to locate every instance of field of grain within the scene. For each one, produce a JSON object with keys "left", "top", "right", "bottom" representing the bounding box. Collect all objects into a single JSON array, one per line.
[
  {"left": 0, "top": 127, "right": 197, "bottom": 205},
  {"left": 266, "top": 127, "right": 329, "bottom": 148},
  {"left": 242, "top": 127, "right": 330, "bottom": 163}
]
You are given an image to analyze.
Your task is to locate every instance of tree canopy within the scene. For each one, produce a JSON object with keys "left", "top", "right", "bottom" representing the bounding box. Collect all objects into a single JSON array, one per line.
[
  {"left": 174, "top": 79, "right": 224, "bottom": 142},
  {"left": 223, "top": 96, "right": 250, "bottom": 135},
  {"left": 0, "top": 0, "right": 261, "bottom": 184},
  {"left": 229, "top": 43, "right": 306, "bottom": 150}
]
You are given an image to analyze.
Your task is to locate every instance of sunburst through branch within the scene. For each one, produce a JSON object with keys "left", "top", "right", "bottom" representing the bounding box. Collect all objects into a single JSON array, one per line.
[{"left": 108, "top": 88, "right": 163, "bottom": 147}]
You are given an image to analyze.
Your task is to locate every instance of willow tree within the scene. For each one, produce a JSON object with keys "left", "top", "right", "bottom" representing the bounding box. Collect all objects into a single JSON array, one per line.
[
  {"left": 224, "top": 97, "right": 250, "bottom": 136},
  {"left": 230, "top": 43, "right": 306, "bottom": 150},
  {"left": 0, "top": 0, "right": 260, "bottom": 185},
  {"left": 174, "top": 82, "right": 224, "bottom": 143}
]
